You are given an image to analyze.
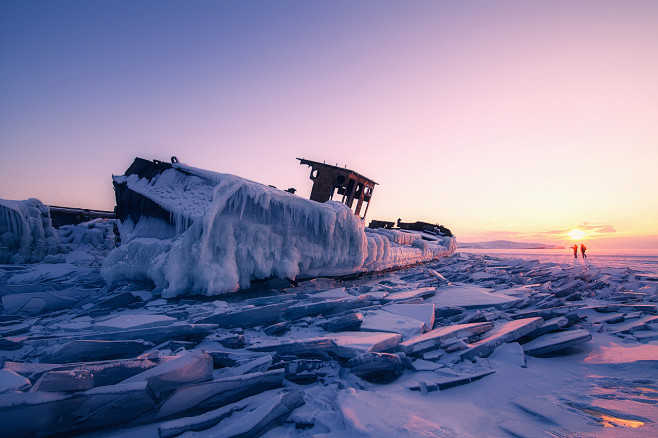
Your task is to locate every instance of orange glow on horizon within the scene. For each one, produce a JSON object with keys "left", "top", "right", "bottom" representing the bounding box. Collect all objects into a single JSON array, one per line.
[{"left": 568, "top": 229, "right": 586, "bottom": 241}]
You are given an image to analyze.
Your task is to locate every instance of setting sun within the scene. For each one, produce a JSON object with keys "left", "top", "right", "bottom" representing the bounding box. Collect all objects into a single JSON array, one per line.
[{"left": 568, "top": 229, "right": 586, "bottom": 241}]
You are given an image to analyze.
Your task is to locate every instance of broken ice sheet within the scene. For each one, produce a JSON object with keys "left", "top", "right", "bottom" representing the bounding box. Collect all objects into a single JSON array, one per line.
[
  {"left": 161, "top": 389, "right": 305, "bottom": 438},
  {"left": 121, "top": 349, "right": 213, "bottom": 396},
  {"left": 1, "top": 288, "right": 91, "bottom": 315},
  {"left": 344, "top": 352, "right": 404, "bottom": 383},
  {"left": 460, "top": 317, "right": 544, "bottom": 360},
  {"left": 145, "top": 369, "right": 286, "bottom": 422},
  {"left": 321, "top": 331, "right": 402, "bottom": 359},
  {"left": 381, "top": 287, "right": 436, "bottom": 303},
  {"left": 51, "top": 323, "right": 217, "bottom": 345},
  {"left": 360, "top": 309, "right": 428, "bottom": 339},
  {"left": 0, "top": 381, "right": 155, "bottom": 438},
  {"left": 213, "top": 355, "right": 273, "bottom": 379},
  {"left": 0, "top": 369, "right": 32, "bottom": 393},
  {"left": 383, "top": 303, "right": 435, "bottom": 331},
  {"left": 429, "top": 285, "right": 522, "bottom": 310},
  {"left": 31, "top": 369, "right": 94, "bottom": 392},
  {"left": 397, "top": 321, "right": 493, "bottom": 356},
  {"left": 39, "top": 339, "right": 154, "bottom": 363},
  {"left": 321, "top": 312, "right": 364, "bottom": 332},
  {"left": 307, "top": 287, "right": 352, "bottom": 300},
  {"left": 408, "top": 369, "right": 495, "bottom": 392},
  {"left": 93, "top": 313, "right": 177, "bottom": 331},
  {"left": 522, "top": 329, "right": 593, "bottom": 356}
]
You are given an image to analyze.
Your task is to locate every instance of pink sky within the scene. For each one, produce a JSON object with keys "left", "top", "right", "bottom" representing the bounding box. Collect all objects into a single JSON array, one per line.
[{"left": 1, "top": 1, "right": 657, "bottom": 249}]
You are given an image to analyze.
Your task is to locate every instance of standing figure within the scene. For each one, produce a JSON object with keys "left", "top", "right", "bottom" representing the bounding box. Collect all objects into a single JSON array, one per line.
[
  {"left": 580, "top": 243, "right": 587, "bottom": 258},
  {"left": 572, "top": 244, "right": 578, "bottom": 258}
]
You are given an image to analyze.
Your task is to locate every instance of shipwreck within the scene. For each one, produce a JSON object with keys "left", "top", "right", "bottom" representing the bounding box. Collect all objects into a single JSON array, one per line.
[{"left": 101, "top": 157, "right": 456, "bottom": 296}]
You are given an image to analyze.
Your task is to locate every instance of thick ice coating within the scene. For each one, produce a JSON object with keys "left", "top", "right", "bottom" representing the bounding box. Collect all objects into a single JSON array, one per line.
[
  {"left": 0, "top": 198, "right": 61, "bottom": 264},
  {"left": 101, "top": 163, "right": 455, "bottom": 296}
]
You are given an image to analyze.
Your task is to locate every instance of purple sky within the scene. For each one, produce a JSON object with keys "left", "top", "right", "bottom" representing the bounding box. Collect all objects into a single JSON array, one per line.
[{"left": 1, "top": 1, "right": 657, "bottom": 248}]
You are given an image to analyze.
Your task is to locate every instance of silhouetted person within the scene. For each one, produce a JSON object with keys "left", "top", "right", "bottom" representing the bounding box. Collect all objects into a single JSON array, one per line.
[
  {"left": 580, "top": 243, "right": 587, "bottom": 258},
  {"left": 572, "top": 244, "right": 578, "bottom": 258}
]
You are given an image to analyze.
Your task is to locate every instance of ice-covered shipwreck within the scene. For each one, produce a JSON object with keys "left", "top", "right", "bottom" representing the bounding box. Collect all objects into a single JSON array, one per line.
[{"left": 102, "top": 158, "right": 456, "bottom": 296}]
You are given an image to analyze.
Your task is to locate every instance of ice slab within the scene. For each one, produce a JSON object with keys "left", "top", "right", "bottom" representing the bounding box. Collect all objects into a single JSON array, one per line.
[
  {"left": 146, "top": 369, "right": 285, "bottom": 422},
  {"left": 206, "top": 351, "right": 269, "bottom": 368},
  {"left": 92, "top": 292, "right": 141, "bottom": 310},
  {"left": 0, "top": 322, "right": 30, "bottom": 336},
  {"left": 270, "top": 359, "right": 338, "bottom": 384},
  {"left": 398, "top": 322, "right": 494, "bottom": 356},
  {"left": 31, "top": 370, "right": 94, "bottom": 392},
  {"left": 322, "top": 312, "right": 364, "bottom": 332},
  {"left": 179, "top": 390, "right": 305, "bottom": 438},
  {"left": 41, "top": 340, "right": 153, "bottom": 363},
  {"left": 308, "top": 287, "right": 351, "bottom": 300},
  {"left": 519, "top": 316, "right": 569, "bottom": 341},
  {"left": 263, "top": 321, "right": 291, "bottom": 336},
  {"left": 495, "top": 285, "right": 537, "bottom": 297},
  {"left": 52, "top": 323, "right": 218, "bottom": 345},
  {"left": 213, "top": 355, "right": 274, "bottom": 379},
  {"left": 383, "top": 303, "right": 435, "bottom": 331},
  {"left": 607, "top": 315, "right": 658, "bottom": 335},
  {"left": 409, "top": 369, "right": 495, "bottom": 392},
  {"left": 460, "top": 317, "right": 544, "bottom": 360},
  {"left": 522, "top": 329, "right": 592, "bottom": 356},
  {"left": 93, "top": 314, "right": 177, "bottom": 332},
  {"left": 411, "top": 359, "right": 443, "bottom": 372},
  {"left": 344, "top": 352, "right": 404, "bottom": 383},
  {"left": 158, "top": 393, "right": 259, "bottom": 438},
  {"left": 322, "top": 331, "right": 402, "bottom": 359},
  {"left": 248, "top": 338, "right": 335, "bottom": 358},
  {"left": 596, "top": 303, "right": 658, "bottom": 313},
  {"left": 196, "top": 302, "right": 289, "bottom": 327},
  {"left": 283, "top": 297, "right": 374, "bottom": 320},
  {"left": 1, "top": 288, "right": 91, "bottom": 315},
  {"left": 381, "top": 287, "right": 436, "bottom": 303},
  {"left": 361, "top": 309, "right": 428, "bottom": 339},
  {"left": 430, "top": 286, "right": 522, "bottom": 309},
  {"left": 0, "top": 369, "right": 31, "bottom": 393},
  {"left": 122, "top": 349, "right": 213, "bottom": 396},
  {"left": 6, "top": 263, "right": 80, "bottom": 284},
  {"left": 0, "top": 381, "right": 155, "bottom": 438}
]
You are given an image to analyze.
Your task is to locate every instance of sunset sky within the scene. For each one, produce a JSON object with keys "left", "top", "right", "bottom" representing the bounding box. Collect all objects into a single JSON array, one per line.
[{"left": 1, "top": 1, "right": 657, "bottom": 249}]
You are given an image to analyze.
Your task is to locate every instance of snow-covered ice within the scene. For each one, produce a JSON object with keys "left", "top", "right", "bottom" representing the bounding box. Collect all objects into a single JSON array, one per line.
[
  {"left": 100, "top": 164, "right": 456, "bottom": 296},
  {"left": 1, "top": 213, "right": 657, "bottom": 437}
]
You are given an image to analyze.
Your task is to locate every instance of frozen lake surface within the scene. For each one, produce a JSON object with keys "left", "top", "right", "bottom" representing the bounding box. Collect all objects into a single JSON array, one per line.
[
  {"left": 459, "top": 248, "right": 658, "bottom": 276},
  {"left": 1, "top": 228, "right": 657, "bottom": 437}
]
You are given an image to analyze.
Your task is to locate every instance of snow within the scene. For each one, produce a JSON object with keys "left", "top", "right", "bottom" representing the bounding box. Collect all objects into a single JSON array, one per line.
[{"left": 583, "top": 343, "right": 658, "bottom": 364}]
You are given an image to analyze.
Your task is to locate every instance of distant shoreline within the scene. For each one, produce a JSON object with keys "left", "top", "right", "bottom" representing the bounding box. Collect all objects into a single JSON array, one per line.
[{"left": 457, "top": 240, "right": 564, "bottom": 250}]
